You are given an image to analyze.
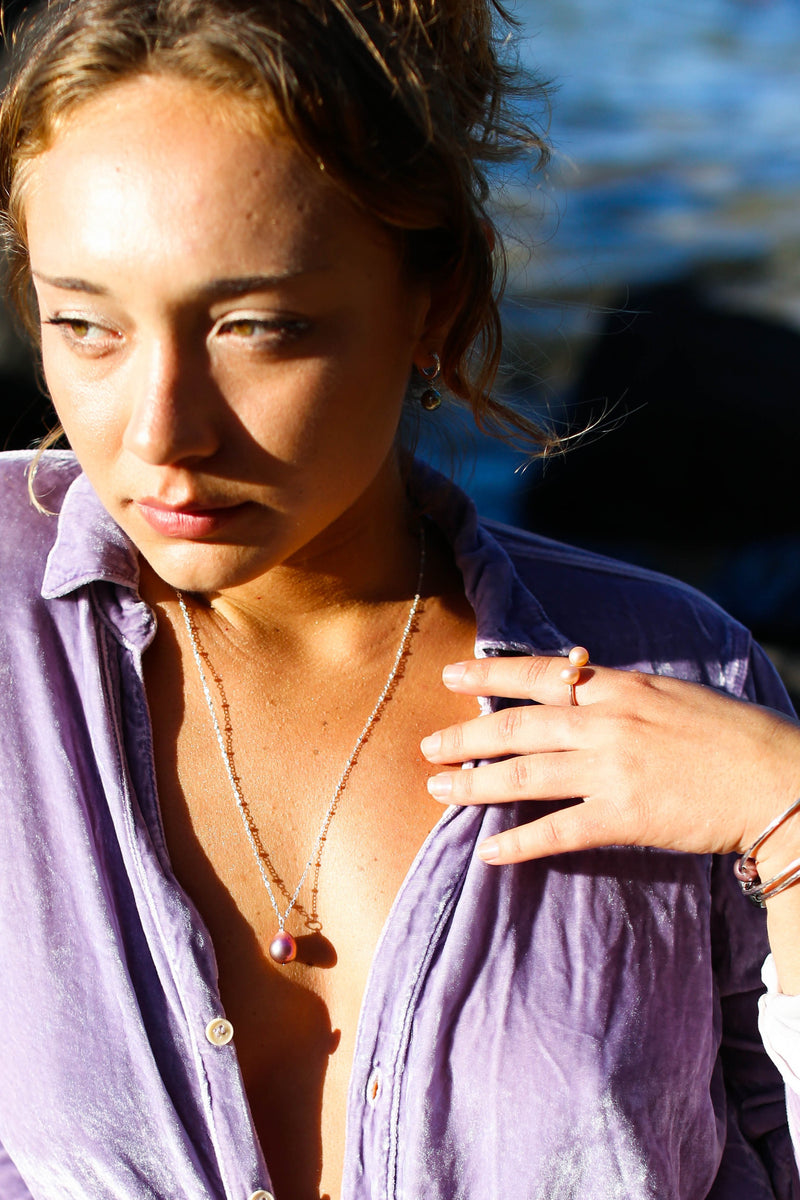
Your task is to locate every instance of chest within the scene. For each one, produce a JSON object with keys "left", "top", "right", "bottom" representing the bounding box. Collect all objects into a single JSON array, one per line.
[
  {"left": 6, "top": 620, "right": 731, "bottom": 1200},
  {"left": 143, "top": 607, "right": 477, "bottom": 1200}
]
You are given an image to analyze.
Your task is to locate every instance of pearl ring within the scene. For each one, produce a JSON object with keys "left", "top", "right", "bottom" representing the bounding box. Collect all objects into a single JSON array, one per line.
[{"left": 560, "top": 646, "right": 590, "bottom": 705}]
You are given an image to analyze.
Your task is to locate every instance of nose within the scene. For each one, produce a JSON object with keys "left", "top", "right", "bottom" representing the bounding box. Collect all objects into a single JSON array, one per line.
[{"left": 122, "top": 335, "right": 219, "bottom": 465}]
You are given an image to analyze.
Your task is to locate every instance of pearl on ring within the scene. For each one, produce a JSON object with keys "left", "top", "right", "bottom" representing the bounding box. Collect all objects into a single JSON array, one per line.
[{"left": 561, "top": 646, "right": 590, "bottom": 706}]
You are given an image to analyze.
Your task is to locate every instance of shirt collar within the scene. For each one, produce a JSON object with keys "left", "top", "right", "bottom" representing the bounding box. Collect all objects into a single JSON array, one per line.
[
  {"left": 412, "top": 459, "right": 571, "bottom": 657},
  {"left": 42, "top": 470, "right": 140, "bottom": 599}
]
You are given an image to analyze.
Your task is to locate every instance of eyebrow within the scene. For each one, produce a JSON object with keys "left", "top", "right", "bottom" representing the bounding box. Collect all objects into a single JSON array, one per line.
[
  {"left": 32, "top": 273, "right": 111, "bottom": 296},
  {"left": 31, "top": 270, "right": 324, "bottom": 299}
]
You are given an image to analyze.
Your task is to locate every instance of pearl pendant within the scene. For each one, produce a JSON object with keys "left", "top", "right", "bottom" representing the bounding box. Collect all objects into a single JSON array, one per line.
[{"left": 269, "top": 930, "right": 297, "bottom": 965}]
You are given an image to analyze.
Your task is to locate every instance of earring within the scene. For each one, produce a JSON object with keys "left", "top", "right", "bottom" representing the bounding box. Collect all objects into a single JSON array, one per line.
[{"left": 419, "top": 352, "right": 442, "bottom": 412}]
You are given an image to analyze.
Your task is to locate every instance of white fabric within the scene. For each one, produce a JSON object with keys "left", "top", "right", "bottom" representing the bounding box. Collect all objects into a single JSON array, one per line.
[{"left": 760, "top": 955, "right": 800, "bottom": 1097}]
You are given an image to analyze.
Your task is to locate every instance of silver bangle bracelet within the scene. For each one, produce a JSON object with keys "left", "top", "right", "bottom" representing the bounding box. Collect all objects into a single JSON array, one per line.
[
  {"left": 738, "top": 858, "right": 800, "bottom": 907},
  {"left": 734, "top": 795, "right": 800, "bottom": 907}
]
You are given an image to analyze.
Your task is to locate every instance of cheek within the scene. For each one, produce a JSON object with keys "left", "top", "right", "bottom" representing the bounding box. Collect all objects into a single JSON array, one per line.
[
  {"left": 220, "top": 354, "right": 402, "bottom": 462},
  {"left": 41, "top": 350, "right": 122, "bottom": 453}
]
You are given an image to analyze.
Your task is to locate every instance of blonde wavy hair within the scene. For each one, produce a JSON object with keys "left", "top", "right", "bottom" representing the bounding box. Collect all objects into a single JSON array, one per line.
[{"left": 0, "top": 0, "right": 552, "bottom": 492}]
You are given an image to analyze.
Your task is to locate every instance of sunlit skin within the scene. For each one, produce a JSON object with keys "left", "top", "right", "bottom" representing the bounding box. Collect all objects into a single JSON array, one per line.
[
  {"left": 22, "top": 74, "right": 484, "bottom": 1200},
  {"left": 21, "top": 57, "right": 800, "bottom": 1200},
  {"left": 26, "top": 75, "right": 435, "bottom": 605}
]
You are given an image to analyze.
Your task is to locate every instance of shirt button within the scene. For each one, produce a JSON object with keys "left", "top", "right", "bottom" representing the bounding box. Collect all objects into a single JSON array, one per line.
[
  {"left": 205, "top": 1018, "right": 234, "bottom": 1046},
  {"left": 249, "top": 1192, "right": 275, "bottom": 1200}
]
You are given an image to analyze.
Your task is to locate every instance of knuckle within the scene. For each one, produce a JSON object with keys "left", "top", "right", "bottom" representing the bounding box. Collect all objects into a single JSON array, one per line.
[
  {"left": 607, "top": 711, "right": 637, "bottom": 743},
  {"left": 470, "top": 657, "right": 495, "bottom": 685},
  {"left": 458, "top": 767, "right": 474, "bottom": 800},
  {"left": 445, "top": 722, "right": 465, "bottom": 756},
  {"left": 507, "top": 825, "right": 525, "bottom": 860},
  {"left": 520, "top": 656, "right": 550, "bottom": 691},
  {"left": 506, "top": 755, "right": 532, "bottom": 794},
  {"left": 538, "top": 816, "right": 566, "bottom": 853},
  {"left": 626, "top": 669, "right": 659, "bottom": 696},
  {"left": 600, "top": 706, "right": 643, "bottom": 750},
  {"left": 602, "top": 669, "right": 661, "bottom": 716},
  {"left": 496, "top": 705, "right": 524, "bottom": 747}
]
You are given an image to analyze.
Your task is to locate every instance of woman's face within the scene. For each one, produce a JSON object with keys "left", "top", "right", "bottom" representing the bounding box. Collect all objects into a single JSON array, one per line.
[{"left": 24, "top": 74, "right": 434, "bottom": 592}]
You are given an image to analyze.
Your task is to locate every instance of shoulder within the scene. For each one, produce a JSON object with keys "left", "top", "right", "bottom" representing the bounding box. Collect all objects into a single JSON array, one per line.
[
  {"left": 485, "top": 519, "right": 754, "bottom": 689},
  {"left": 488, "top": 517, "right": 718, "bottom": 603},
  {"left": 0, "top": 448, "right": 79, "bottom": 511},
  {"left": 0, "top": 450, "right": 79, "bottom": 581}
]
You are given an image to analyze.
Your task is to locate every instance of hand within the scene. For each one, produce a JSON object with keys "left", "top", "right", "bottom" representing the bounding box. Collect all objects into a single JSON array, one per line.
[{"left": 420, "top": 653, "right": 800, "bottom": 869}]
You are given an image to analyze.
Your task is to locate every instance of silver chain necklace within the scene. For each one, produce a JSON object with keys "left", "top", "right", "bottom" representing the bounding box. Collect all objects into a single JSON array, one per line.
[{"left": 176, "top": 526, "right": 425, "bottom": 965}]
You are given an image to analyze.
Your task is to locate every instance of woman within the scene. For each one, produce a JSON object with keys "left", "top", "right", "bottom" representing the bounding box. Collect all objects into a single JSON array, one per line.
[{"left": 0, "top": 1, "right": 796, "bottom": 1198}]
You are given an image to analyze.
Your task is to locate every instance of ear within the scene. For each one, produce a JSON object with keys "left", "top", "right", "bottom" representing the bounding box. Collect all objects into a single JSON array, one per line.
[{"left": 411, "top": 275, "right": 460, "bottom": 376}]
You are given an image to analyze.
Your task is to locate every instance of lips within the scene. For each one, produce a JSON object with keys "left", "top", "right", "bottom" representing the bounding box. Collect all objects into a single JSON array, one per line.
[{"left": 134, "top": 496, "right": 248, "bottom": 538}]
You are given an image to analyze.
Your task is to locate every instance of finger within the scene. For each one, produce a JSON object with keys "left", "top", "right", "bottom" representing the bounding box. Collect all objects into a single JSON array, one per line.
[
  {"left": 420, "top": 702, "right": 587, "bottom": 764},
  {"left": 441, "top": 655, "right": 600, "bottom": 704},
  {"left": 476, "top": 803, "right": 626, "bottom": 865},
  {"left": 426, "top": 750, "right": 594, "bottom": 806}
]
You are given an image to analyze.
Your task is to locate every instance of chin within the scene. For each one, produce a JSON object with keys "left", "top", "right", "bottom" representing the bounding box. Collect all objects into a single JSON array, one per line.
[{"left": 137, "top": 541, "right": 271, "bottom": 598}]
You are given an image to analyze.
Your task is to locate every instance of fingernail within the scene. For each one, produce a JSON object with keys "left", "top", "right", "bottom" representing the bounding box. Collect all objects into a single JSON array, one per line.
[
  {"left": 427, "top": 773, "right": 453, "bottom": 799},
  {"left": 442, "top": 662, "right": 467, "bottom": 686},
  {"left": 477, "top": 839, "right": 500, "bottom": 862},
  {"left": 420, "top": 732, "right": 442, "bottom": 757}
]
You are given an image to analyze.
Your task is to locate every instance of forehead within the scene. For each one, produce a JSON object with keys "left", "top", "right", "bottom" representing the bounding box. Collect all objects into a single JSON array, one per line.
[{"left": 23, "top": 74, "right": 392, "bottom": 285}]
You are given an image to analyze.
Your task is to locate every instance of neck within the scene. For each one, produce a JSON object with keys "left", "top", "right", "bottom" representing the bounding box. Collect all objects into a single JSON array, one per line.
[
  {"left": 217, "top": 510, "right": 421, "bottom": 626},
  {"left": 140, "top": 465, "right": 424, "bottom": 653}
]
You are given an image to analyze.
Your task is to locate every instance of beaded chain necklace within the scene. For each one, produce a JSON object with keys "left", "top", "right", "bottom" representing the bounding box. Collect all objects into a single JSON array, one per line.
[{"left": 176, "top": 527, "right": 425, "bottom": 964}]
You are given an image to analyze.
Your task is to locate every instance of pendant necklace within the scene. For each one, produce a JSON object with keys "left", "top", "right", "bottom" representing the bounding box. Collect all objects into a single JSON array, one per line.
[{"left": 176, "top": 526, "right": 425, "bottom": 965}]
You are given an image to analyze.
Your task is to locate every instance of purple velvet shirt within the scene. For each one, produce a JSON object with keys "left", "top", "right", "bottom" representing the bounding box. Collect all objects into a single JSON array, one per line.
[{"left": 0, "top": 450, "right": 798, "bottom": 1200}]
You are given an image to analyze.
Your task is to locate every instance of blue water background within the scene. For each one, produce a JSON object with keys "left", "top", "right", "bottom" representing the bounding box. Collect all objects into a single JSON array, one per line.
[{"left": 421, "top": 0, "right": 800, "bottom": 521}]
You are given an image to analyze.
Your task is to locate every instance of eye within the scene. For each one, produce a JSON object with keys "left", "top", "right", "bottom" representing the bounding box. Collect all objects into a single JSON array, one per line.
[
  {"left": 43, "top": 315, "right": 121, "bottom": 355},
  {"left": 213, "top": 314, "right": 311, "bottom": 347},
  {"left": 220, "top": 318, "right": 269, "bottom": 337}
]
